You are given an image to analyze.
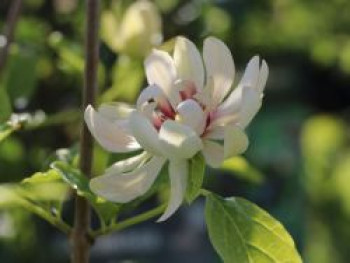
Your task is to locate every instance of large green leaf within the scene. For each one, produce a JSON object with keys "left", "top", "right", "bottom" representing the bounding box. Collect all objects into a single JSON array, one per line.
[
  {"left": 205, "top": 193, "right": 302, "bottom": 263},
  {"left": 186, "top": 153, "right": 205, "bottom": 204},
  {"left": 51, "top": 161, "right": 120, "bottom": 226},
  {"left": 0, "top": 123, "right": 16, "bottom": 142}
]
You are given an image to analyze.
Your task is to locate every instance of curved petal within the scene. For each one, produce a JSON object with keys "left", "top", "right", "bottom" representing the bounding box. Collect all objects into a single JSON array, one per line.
[
  {"left": 98, "top": 102, "right": 135, "bottom": 121},
  {"left": 204, "top": 125, "right": 224, "bottom": 140},
  {"left": 157, "top": 159, "right": 188, "bottom": 222},
  {"left": 257, "top": 59, "right": 269, "bottom": 93},
  {"left": 174, "top": 36, "right": 204, "bottom": 90},
  {"left": 176, "top": 99, "right": 206, "bottom": 134},
  {"left": 202, "top": 140, "right": 224, "bottom": 168},
  {"left": 238, "top": 85, "right": 262, "bottom": 128},
  {"left": 239, "top": 55, "right": 260, "bottom": 89},
  {"left": 224, "top": 125, "right": 249, "bottom": 158},
  {"left": 129, "top": 111, "right": 162, "bottom": 155},
  {"left": 158, "top": 120, "right": 203, "bottom": 159},
  {"left": 105, "top": 151, "right": 151, "bottom": 174},
  {"left": 90, "top": 156, "right": 166, "bottom": 203},
  {"left": 145, "top": 49, "right": 180, "bottom": 107},
  {"left": 203, "top": 37, "right": 235, "bottom": 106},
  {"left": 136, "top": 84, "right": 165, "bottom": 109},
  {"left": 84, "top": 105, "right": 140, "bottom": 152}
]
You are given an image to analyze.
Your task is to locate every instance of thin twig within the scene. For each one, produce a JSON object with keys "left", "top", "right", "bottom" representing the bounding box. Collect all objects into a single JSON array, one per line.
[
  {"left": 71, "top": 0, "right": 100, "bottom": 263},
  {"left": 0, "top": 0, "right": 22, "bottom": 74},
  {"left": 90, "top": 205, "right": 166, "bottom": 238}
]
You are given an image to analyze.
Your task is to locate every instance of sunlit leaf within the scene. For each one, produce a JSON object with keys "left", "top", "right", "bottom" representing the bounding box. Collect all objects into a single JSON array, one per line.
[
  {"left": 51, "top": 161, "right": 120, "bottom": 225},
  {"left": 186, "top": 153, "right": 205, "bottom": 204},
  {"left": 0, "top": 170, "right": 68, "bottom": 210},
  {"left": 221, "top": 157, "right": 264, "bottom": 184},
  {"left": 205, "top": 193, "right": 302, "bottom": 263}
]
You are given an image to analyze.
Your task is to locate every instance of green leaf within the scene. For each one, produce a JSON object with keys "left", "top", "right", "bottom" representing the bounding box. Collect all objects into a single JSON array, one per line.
[
  {"left": 0, "top": 88, "right": 12, "bottom": 122},
  {"left": 51, "top": 161, "right": 120, "bottom": 225},
  {"left": 205, "top": 193, "right": 302, "bottom": 263},
  {"left": 0, "top": 169, "right": 68, "bottom": 210},
  {"left": 0, "top": 123, "right": 16, "bottom": 142},
  {"left": 5, "top": 51, "right": 38, "bottom": 101},
  {"left": 186, "top": 153, "right": 205, "bottom": 203},
  {"left": 221, "top": 157, "right": 264, "bottom": 184}
]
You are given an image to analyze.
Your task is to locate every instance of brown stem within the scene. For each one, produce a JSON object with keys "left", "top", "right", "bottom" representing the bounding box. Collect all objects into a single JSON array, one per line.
[
  {"left": 71, "top": 0, "right": 100, "bottom": 263},
  {"left": 0, "top": 0, "right": 22, "bottom": 74}
]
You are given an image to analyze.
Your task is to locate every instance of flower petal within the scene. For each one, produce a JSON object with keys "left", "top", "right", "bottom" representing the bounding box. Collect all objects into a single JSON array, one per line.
[
  {"left": 158, "top": 120, "right": 203, "bottom": 159},
  {"left": 84, "top": 105, "right": 140, "bottom": 152},
  {"left": 176, "top": 99, "right": 206, "bottom": 134},
  {"left": 90, "top": 156, "right": 166, "bottom": 203},
  {"left": 224, "top": 125, "right": 249, "bottom": 158},
  {"left": 257, "top": 59, "right": 269, "bottom": 93},
  {"left": 204, "top": 125, "right": 225, "bottom": 140},
  {"left": 136, "top": 84, "right": 164, "bottom": 110},
  {"left": 202, "top": 140, "right": 224, "bottom": 168},
  {"left": 145, "top": 49, "right": 180, "bottom": 107},
  {"left": 239, "top": 55, "right": 260, "bottom": 89},
  {"left": 98, "top": 102, "right": 135, "bottom": 121},
  {"left": 157, "top": 159, "right": 188, "bottom": 222},
  {"left": 105, "top": 151, "right": 151, "bottom": 174},
  {"left": 129, "top": 111, "right": 162, "bottom": 155},
  {"left": 173, "top": 36, "right": 204, "bottom": 90},
  {"left": 203, "top": 37, "right": 235, "bottom": 106},
  {"left": 238, "top": 85, "right": 262, "bottom": 128}
]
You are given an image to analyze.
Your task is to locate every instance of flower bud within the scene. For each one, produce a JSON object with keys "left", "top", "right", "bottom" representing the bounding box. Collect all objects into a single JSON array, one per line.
[{"left": 102, "top": 0, "right": 163, "bottom": 57}]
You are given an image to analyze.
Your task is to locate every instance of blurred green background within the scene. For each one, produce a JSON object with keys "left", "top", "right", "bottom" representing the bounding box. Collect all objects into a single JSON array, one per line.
[{"left": 0, "top": 0, "right": 350, "bottom": 262}]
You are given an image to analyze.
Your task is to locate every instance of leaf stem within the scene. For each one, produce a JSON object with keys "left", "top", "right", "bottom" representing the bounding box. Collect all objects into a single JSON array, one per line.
[
  {"left": 90, "top": 205, "right": 166, "bottom": 238},
  {"left": 72, "top": 0, "right": 100, "bottom": 262},
  {"left": 0, "top": 0, "right": 22, "bottom": 74},
  {"left": 18, "top": 198, "right": 71, "bottom": 234}
]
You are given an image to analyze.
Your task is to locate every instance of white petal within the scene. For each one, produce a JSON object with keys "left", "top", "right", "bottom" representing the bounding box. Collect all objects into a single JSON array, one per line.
[
  {"left": 158, "top": 120, "right": 203, "bottom": 159},
  {"left": 174, "top": 36, "right": 204, "bottom": 90},
  {"left": 204, "top": 125, "right": 225, "bottom": 140},
  {"left": 203, "top": 37, "right": 235, "bottom": 106},
  {"left": 176, "top": 99, "right": 206, "bottom": 134},
  {"left": 224, "top": 125, "right": 249, "bottom": 158},
  {"left": 145, "top": 49, "right": 180, "bottom": 107},
  {"left": 202, "top": 140, "right": 224, "bottom": 168},
  {"left": 157, "top": 159, "right": 188, "bottom": 222},
  {"left": 105, "top": 151, "right": 151, "bottom": 174},
  {"left": 129, "top": 111, "right": 162, "bottom": 155},
  {"left": 238, "top": 85, "right": 262, "bottom": 128},
  {"left": 84, "top": 105, "right": 140, "bottom": 152},
  {"left": 90, "top": 156, "right": 166, "bottom": 203},
  {"left": 257, "top": 59, "right": 269, "bottom": 93},
  {"left": 239, "top": 55, "right": 260, "bottom": 89},
  {"left": 136, "top": 84, "right": 164, "bottom": 110},
  {"left": 98, "top": 102, "right": 135, "bottom": 121}
]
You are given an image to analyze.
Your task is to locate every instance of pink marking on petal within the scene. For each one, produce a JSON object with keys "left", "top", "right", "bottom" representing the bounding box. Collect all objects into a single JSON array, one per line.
[
  {"left": 158, "top": 98, "right": 175, "bottom": 119},
  {"left": 180, "top": 81, "right": 197, "bottom": 100}
]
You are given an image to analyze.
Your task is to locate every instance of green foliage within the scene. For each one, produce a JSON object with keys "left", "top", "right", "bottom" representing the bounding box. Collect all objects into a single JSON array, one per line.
[
  {"left": 0, "top": 169, "right": 68, "bottom": 209},
  {"left": 0, "top": 123, "right": 16, "bottom": 143},
  {"left": 205, "top": 193, "right": 302, "bottom": 263},
  {"left": 0, "top": 89, "right": 12, "bottom": 123},
  {"left": 100, "top": 55, "right": 144, "bottom": 103},
  {"left": 185, "top": 153, "right": 205, "bottom": 204},
  {"left": 221, "top": 157, "right": 264, "bottom": 184},
  {"left": 51, "top": 161, "right": 120, "bottom": 226}
]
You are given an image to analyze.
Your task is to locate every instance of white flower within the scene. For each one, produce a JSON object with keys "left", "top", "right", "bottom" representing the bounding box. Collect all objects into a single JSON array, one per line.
[{"left": 85, "top": 36, "right": 268, "bottom": 221}]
